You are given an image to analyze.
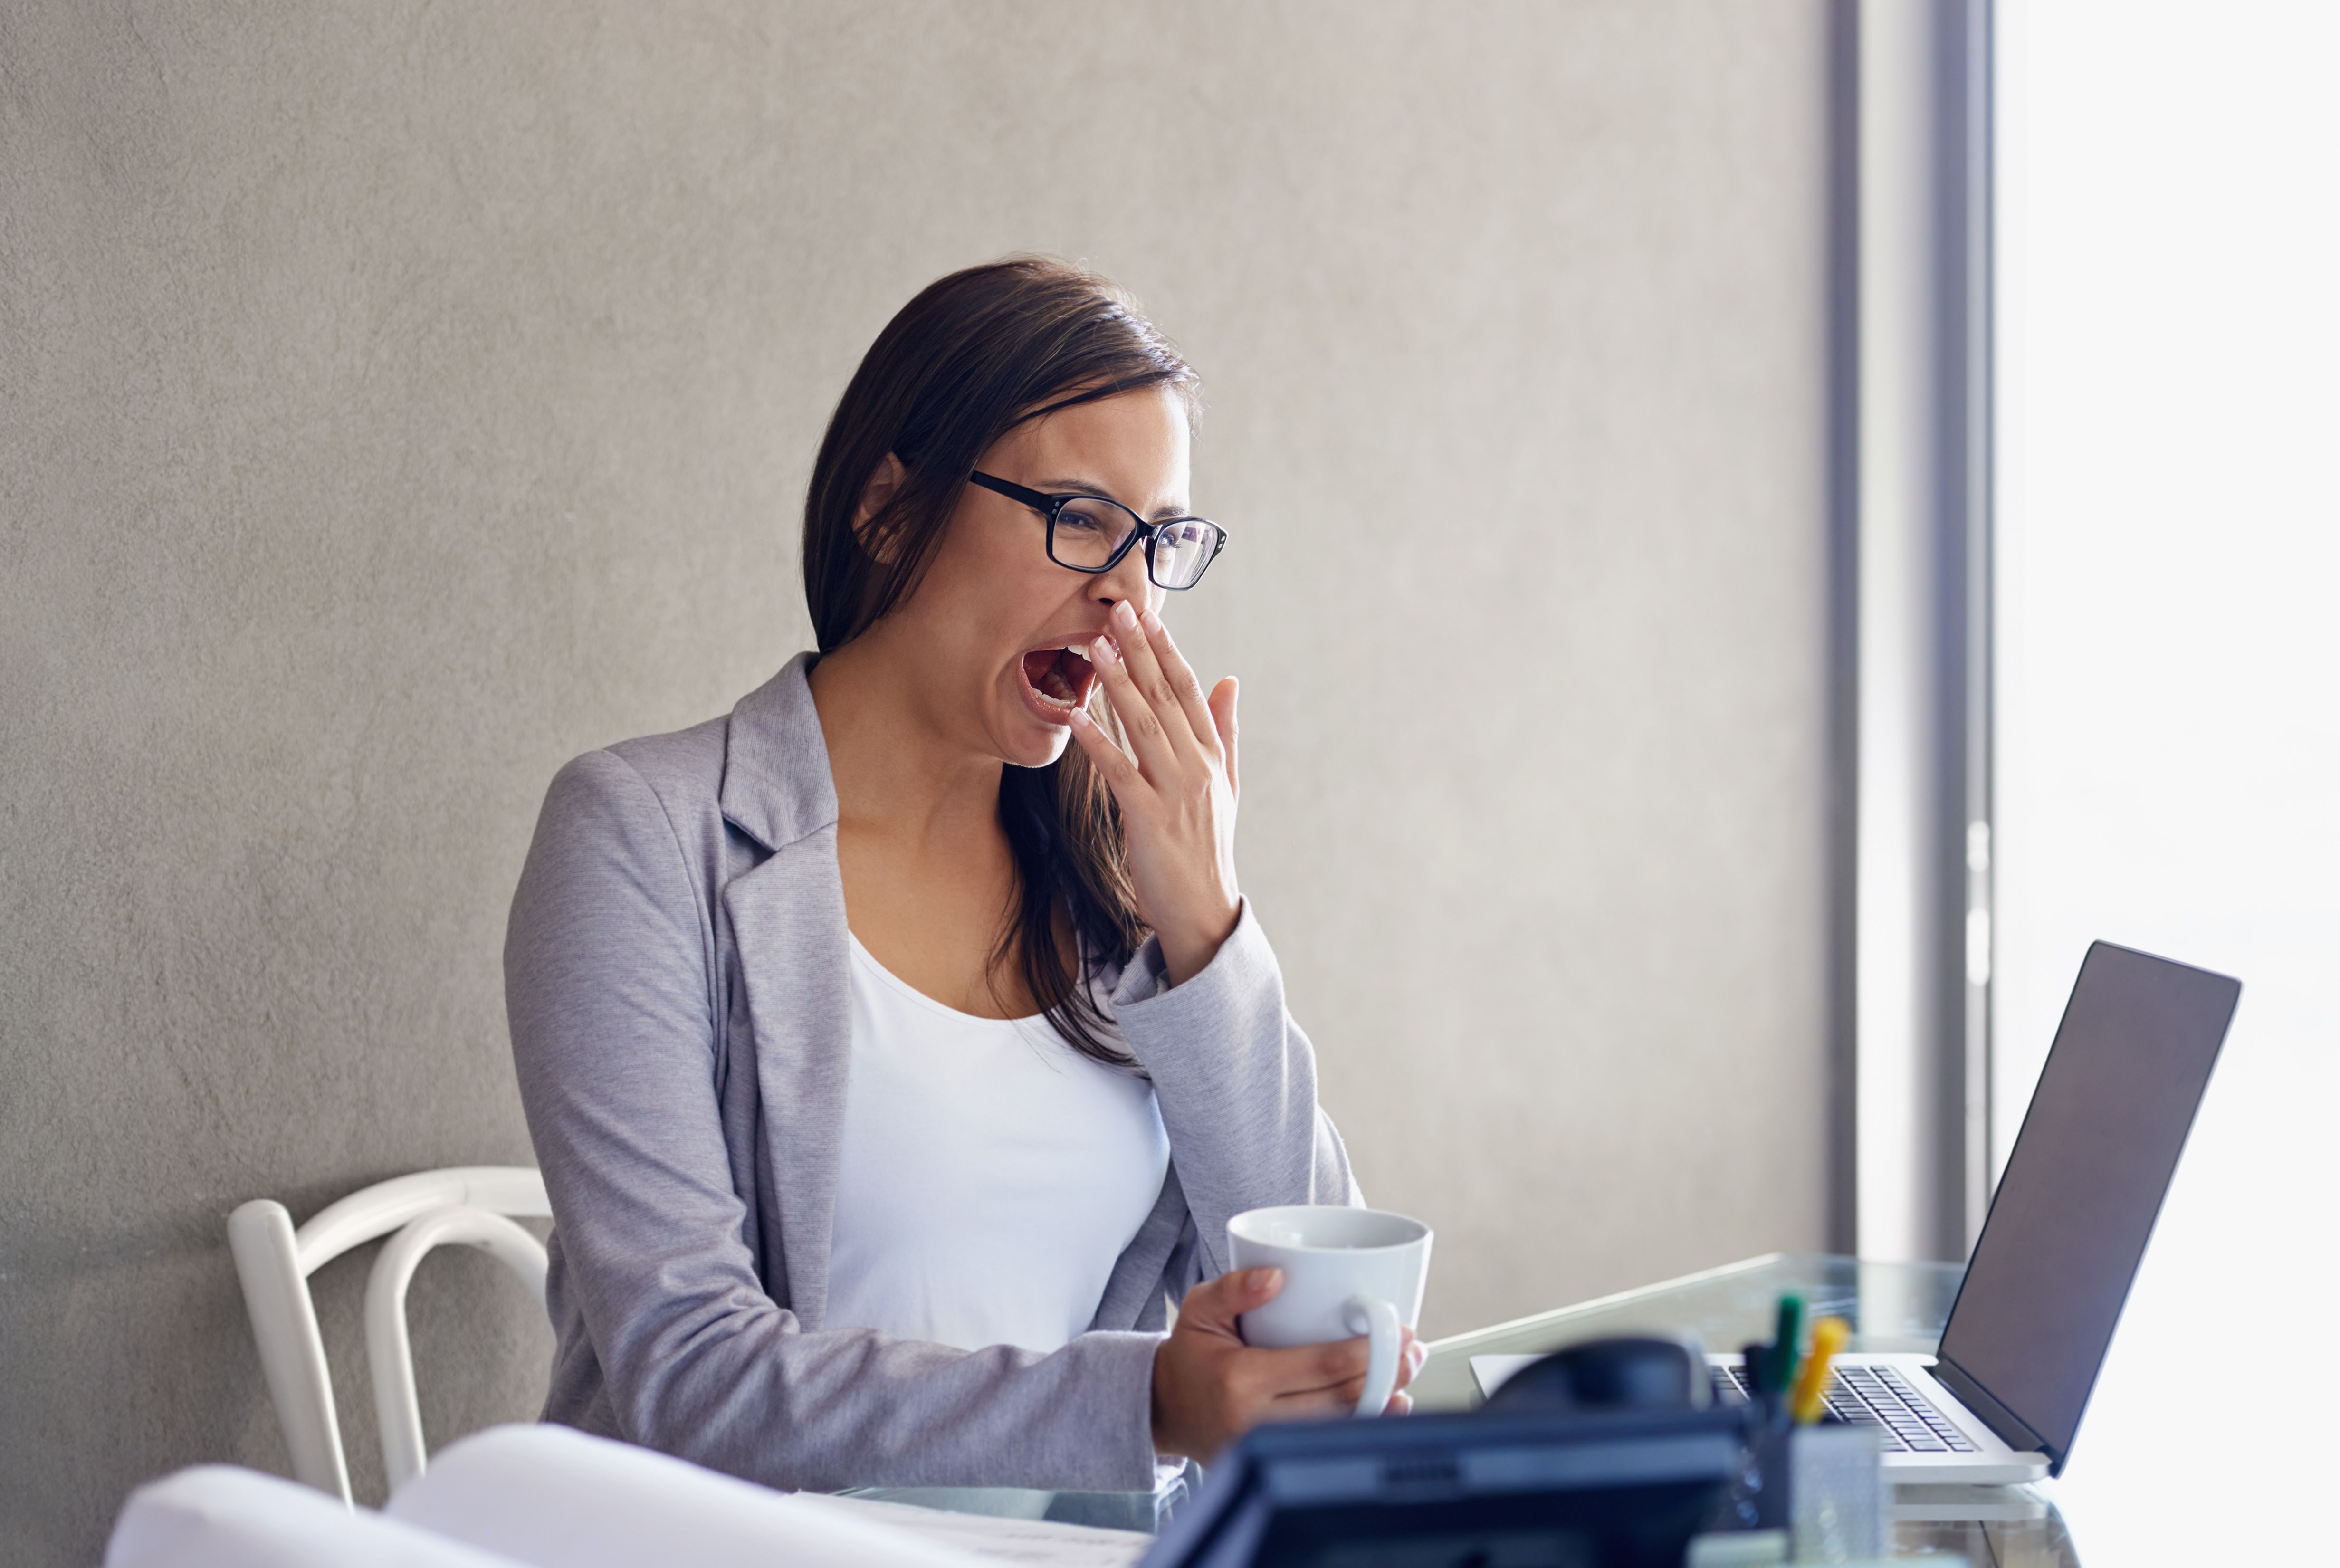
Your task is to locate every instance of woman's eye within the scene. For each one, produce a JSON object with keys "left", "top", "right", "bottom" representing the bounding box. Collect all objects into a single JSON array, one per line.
[{"left": 1057, "top": 505, "right": 1108, "bottom": 535}]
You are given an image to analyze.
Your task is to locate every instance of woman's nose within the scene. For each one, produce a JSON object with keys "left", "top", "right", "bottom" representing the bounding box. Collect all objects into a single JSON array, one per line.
[{"left": 1092, "top": 544, "right": 1156, "bottom": 617}]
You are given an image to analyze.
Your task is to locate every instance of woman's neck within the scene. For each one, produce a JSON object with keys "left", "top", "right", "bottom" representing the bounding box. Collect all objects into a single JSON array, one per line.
[
  {"left": 808, "top": 632, "right": 1034, "bottom": 1016},
  {"left": 807, "top": 636, "right": 1003, "bottom": 847}
]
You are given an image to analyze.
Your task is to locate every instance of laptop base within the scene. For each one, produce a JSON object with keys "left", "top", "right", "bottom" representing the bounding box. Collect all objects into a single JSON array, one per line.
[{"left": 1468, "top": 1353, "right": 2051, "bottom": 1486}]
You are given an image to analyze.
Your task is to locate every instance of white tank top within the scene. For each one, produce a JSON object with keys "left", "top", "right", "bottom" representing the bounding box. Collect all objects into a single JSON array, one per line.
[{"left": 825, "top": 933, "right": 1171, "bottom": 1353}]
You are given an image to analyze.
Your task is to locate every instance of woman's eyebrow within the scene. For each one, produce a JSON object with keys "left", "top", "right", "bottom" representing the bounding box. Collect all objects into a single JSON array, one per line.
[{"left": 1030, "top": 476, "right": 1191, "bottom": 519}]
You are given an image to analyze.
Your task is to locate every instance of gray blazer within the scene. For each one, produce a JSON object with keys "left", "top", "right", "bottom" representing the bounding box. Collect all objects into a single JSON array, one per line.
[{"left": 504, "top": 655, "right": 1356, "bottom": 1493}]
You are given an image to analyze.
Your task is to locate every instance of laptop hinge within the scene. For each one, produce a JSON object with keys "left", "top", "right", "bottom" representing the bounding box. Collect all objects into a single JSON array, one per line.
[{"left": 1929, "top": 1356, "right": 2062, "bottom": 1475}]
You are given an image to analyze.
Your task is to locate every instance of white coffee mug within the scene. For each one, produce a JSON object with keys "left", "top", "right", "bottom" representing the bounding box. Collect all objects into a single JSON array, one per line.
[{"left": 1226, "top": 1205, "right": 1433, "bottom": 1418}]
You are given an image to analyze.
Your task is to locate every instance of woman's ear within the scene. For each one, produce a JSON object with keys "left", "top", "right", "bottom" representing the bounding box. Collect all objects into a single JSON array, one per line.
[{"left": 852, "top": 454, "right": 908, "bottom": 562}]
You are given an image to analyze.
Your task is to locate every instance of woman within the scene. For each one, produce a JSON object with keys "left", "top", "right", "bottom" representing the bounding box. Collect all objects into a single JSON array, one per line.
[{"left": 505, "top": 257, "right": 1414, "bottom": 1494}]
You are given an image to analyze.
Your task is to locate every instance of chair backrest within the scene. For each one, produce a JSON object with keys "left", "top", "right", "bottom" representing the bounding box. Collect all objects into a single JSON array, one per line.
[{"left": 228, "top": 1167, "right": 552, "bottom": 1503}]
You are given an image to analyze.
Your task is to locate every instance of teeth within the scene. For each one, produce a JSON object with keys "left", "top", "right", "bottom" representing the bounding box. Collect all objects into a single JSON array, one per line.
[{"left": 1060, "top": 643, "right": 1092, "bottom": 664}]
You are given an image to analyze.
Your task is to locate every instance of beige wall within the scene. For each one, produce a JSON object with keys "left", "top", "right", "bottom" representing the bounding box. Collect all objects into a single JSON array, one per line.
[{"left": 0, "top": 3, "right": 1834, "bottom": 1560}]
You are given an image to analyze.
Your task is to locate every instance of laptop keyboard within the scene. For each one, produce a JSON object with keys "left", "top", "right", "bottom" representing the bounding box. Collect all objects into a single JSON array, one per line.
[{"left": 1710, "top": 1363, "right": 1977, "bottom": 1453}]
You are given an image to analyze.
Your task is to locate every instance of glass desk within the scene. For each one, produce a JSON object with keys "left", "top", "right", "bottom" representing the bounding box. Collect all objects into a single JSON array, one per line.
[
  {"left": 1414, "top": 1253, "right": 2076, "bottom": 1566},
  {"left": 858, "top": 1253, "right": 2082, "bottom": 1565},
  {"left": 1408, "top": 1252, "right": 1962, "bottom": 1412}
]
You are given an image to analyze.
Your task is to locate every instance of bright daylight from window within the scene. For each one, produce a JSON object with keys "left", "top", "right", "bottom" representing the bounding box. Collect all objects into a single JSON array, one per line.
[{"left": 1995, "top": 2, "right": 2340, "bottom": 1558}]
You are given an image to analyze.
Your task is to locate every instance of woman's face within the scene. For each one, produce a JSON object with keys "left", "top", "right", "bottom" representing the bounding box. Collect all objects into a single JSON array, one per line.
[{"left": 875, "top": 386, "right": 1190, "bottom": 769}]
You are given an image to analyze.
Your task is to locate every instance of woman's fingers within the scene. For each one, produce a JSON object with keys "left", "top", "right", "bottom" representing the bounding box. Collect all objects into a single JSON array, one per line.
[
  {"left": 1175, "top": 1268, "right": 1283, "bottom": 1339},
  {"left": 1249, "top": 1330, "right": 1419, "bottom": 1402},
  {"left": 1267, "top": 1381, "right": 1372, "bottom": 1418},
  {"left": 1137, "top": 608, "right": 1223, "bottom": 756},
  {"left": 1104, "top": 603, "right": 1210, "bottom": 762},
  {"left": 1066, "top": 701, "right": 1142, "bottom": 798},
  {"left": 1263, "top": 1361, "right": 1411, "bottom": 1416},
  {"left": 1248, "top": 1338, "right": 1374, "bottom": 1396},
  {"left": 1254, "top": 1374, "right": 1414, "bottom": 1425},
  {"left": 1209, "top": 676, "right": 1239, "bottom": 799},
  {"left": 1089, "top": 631, "right": 1183, "bottom": 785}
]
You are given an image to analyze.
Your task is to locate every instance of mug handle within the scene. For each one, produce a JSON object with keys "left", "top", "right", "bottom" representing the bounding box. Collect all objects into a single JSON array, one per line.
[{"left": 1342, "top": 1295, "right": 1403, "bottom": 1418}]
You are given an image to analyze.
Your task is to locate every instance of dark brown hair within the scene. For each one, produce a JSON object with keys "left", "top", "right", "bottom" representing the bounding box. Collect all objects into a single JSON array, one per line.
[{"left": 801, "top": 257, "right": 1199, "bottom": 1065}]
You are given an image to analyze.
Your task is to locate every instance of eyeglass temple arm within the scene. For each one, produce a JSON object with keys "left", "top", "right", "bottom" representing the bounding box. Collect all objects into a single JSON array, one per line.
[{"left": 967, "top": 471, "right": 1056, "bottom": 509}]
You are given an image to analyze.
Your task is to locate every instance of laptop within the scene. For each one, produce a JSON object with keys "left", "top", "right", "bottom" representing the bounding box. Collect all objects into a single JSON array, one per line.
[{"left": 1474, "top": 940, "right": 2240, "bottom": 1486}]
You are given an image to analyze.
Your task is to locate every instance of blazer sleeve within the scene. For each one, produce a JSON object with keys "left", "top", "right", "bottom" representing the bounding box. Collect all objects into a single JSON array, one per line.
[
  {"left": 1108, "top": 903, "right": 1360, "bottom": 1287},
  {"left": 506, "top": 750, "right": 1164, "bottom": 1492}
]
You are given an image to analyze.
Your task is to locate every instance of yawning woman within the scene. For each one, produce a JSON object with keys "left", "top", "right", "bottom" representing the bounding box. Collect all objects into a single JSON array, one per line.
[{"left": 503, "top": 256, "right": 1414, "bottom": 1494}]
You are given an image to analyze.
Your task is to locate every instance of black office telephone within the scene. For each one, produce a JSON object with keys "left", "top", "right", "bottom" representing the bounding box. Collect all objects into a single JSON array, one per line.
[
  {"left": 1137, "top": 1337, "right": 1781, "bottom": 1568},
  {"left": 1138, "top": 1404, "right": 1743, "bottom": 1568}
]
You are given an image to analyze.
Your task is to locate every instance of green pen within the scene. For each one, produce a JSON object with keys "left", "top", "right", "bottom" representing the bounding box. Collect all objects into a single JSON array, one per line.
[{"left": 1768, "top": 1292, "right": 1806, "bottom": 1396}]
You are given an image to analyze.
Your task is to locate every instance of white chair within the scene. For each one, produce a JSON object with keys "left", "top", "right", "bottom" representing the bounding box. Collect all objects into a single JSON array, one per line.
[{"left": 229, "top": 1166, "right": 552, "bottom": 1503}]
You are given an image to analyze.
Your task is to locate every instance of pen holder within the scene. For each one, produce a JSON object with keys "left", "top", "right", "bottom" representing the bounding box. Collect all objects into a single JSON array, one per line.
[
  {"left": 1786, "top": 1423, "right": 1886, "bottom": 1563},
  {"left": 1725, "top": 1413, "right": 1886, "bottom": 1563}
]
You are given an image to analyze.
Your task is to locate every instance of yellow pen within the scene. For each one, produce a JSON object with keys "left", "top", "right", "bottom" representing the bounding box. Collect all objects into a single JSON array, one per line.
[{"left": 1789, "top": 1316, "right": 1850, "bottom": 1425}]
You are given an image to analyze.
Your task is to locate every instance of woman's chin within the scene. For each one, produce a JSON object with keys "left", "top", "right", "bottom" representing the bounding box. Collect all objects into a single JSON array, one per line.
[{"left": 1000, "top": 717, "right": 1074, "bottom": 770}]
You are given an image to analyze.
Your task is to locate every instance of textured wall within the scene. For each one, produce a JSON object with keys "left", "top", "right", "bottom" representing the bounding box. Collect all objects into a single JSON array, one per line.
[{"left": 0, "top": 3, "right": 1833, "bottom": 1561}]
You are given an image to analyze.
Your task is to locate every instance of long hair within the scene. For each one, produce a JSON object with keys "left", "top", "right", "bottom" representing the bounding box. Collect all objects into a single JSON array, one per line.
[{"left": 801, "top": 257, "right": 1199, "bottom": 1065}]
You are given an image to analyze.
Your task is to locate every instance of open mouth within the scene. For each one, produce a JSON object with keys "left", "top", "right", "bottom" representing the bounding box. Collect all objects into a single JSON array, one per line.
[{"left": 1019, "top": 641, "right": 1098, "bottom": 715}]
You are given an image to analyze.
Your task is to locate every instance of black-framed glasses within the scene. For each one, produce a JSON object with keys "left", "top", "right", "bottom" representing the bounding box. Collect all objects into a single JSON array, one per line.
[{"left": 968, "top": 471, "right": 1229, "bottom": 591}]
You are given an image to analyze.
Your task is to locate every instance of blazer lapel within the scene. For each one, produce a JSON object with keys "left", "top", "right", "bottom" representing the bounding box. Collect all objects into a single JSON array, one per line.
[
  {"left": 717, "top": 655, "right": 850, "bottom": 1330},
  {"left": 724, "top": 833, "right": 850, "bottom": 1330}
]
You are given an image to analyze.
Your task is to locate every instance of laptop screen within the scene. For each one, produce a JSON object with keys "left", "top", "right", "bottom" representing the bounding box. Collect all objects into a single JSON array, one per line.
[{"left": 1936, "top": 942, "right": 2239, "bottom": 1466}]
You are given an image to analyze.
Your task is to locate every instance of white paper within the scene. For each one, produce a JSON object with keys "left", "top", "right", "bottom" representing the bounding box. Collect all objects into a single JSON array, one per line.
[
  {"left": 392, "top": 1425, "right": 988, "bottom": 1568},
  {"left": 791, "top": 1494, "right": 1153, "bottom": 1568},
  {"left": 1469, "top": 1352, "right": 1543, "bottom": 1399}
]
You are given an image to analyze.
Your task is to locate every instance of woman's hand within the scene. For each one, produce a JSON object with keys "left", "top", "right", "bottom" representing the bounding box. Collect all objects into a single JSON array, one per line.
[
  {"left": 1069, "top": 600, "right": 1241, "bottom": 985},
  {"left": 1151, "top": 1268, "right": 1422, "bottom": 1463}
]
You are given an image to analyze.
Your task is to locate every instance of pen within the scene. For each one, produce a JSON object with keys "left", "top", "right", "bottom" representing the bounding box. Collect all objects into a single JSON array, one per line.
[
  {"left": 1767, "top": 1292, "right": 1805, "bottom": 1396},
  {"left": 1790, "top": 1316, "right": 1850, "bottom": 1425}
]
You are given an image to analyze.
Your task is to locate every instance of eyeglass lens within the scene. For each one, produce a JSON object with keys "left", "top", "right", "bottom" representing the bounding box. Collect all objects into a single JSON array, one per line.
[
  {"left": 1047, "top": 497, "right": 1137, "bottom": 571},
  {"left": 1049, "top": 497, "right": 1222, "bottom": 588},
  {"left": 1147, "top": 519, "right": 1219, "bottom": 589}
]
